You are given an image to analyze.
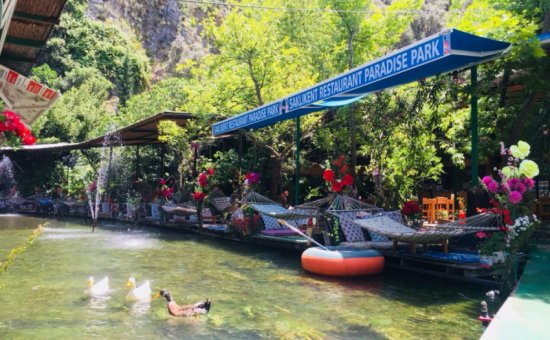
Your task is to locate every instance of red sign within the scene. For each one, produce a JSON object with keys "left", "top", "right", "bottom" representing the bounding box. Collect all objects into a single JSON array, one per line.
[
  {"left": 42, "top": 88, "right": 58, "bottom": 100},
  {"left": 6, "top": 70, "right": 19, "bottom": 84},
  {"left": 27, "top": 81, "right": 43, "bottom": 94}
]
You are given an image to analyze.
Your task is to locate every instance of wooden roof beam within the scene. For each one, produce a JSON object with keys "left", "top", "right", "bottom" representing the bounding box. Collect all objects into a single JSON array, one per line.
[
  {"left": 5, "top": 36, "right": 46, "bottom": 49},
  {"left": 0, "top": 53, "right": 35, "bottom": 64},
  {"left": 12, "top": 11, "right": 60, "bottom": 25}
]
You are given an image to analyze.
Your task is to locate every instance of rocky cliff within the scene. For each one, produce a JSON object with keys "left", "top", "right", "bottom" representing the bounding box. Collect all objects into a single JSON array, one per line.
[{"left": 86, "top": 0, "right": 213, "bottom": 78}]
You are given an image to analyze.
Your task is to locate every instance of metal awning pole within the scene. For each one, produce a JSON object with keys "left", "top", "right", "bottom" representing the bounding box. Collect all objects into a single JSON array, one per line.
[
  {"left": 238, "top": 133, "right": 242, "bottom": 199},
  {"left": 295, "top": 117, "right": 301, "bottom": 205},
  {"left": 470, "top": 66, "right": 479, "bottom": 186}
]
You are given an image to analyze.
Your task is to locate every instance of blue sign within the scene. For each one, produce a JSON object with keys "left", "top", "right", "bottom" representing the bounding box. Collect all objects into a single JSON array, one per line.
[
  {"left": 286, "top": 34, "right": 448, "bottom": 112},
  {"left": 212, "top": 29, "right": 510, "bottom": 136},
  {"left": 212, "top": 101, "right": 282, "bottom": 135}
]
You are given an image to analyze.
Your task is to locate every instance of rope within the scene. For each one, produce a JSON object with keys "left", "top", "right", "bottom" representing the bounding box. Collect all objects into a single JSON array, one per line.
[{"left": 277, "top": 219, "right": 329, "bottom": 251}]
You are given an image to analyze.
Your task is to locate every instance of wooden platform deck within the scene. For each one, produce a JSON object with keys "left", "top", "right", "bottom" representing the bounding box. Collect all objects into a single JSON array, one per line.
[
  {"left": 380, "top": 250, "right": 508, "bottom": 287},
  {"left": 3, "top": 209, "right": 520, "bottom": 285}
]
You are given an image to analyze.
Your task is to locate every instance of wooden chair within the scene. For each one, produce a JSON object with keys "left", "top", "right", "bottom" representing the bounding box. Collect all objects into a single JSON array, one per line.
[
  {"left": 422, "top": 198, "right": 435, "bottom": 223},
  {"left": 434, "top": 196, "right": 455, "bottom": 221}
]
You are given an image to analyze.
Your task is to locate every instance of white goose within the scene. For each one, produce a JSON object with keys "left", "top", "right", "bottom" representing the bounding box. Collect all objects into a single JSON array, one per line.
[
  {"left": 85, "top": 276, "right": 109, "bottom": 297},
  {"left": 126, "top": 277, "right": 152, "bottom": 302}
]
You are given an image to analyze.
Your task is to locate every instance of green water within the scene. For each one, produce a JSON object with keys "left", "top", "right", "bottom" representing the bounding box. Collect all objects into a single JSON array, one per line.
[{"left": 0, "top": 215, "right": 495, "bottom": 339}]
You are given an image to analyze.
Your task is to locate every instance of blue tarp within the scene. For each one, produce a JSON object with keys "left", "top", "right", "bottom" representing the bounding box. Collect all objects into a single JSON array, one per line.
[{"left": 212, "top": 28, "right": 511, "bottom": 136}]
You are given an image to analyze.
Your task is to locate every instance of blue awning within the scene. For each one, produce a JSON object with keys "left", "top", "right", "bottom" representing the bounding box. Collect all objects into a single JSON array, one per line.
[
  {"left": 212, "top": 28, "right": 511, "bottom": 136},
  {"left": 538, "top": 31, "right": 550, "bottom": 46}
]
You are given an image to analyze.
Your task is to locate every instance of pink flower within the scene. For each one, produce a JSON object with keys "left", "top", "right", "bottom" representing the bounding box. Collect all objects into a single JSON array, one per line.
[
  {"left": 208, "top": 168, "right": 214, "bottom": 175},
  {"left": 507, "top": 178, "right": 519, "bottom": 188},
  {"left": 523, "top": 177, "right": 535, "bottom": 190},
  {"left": 482, "top": 176, "right": 494, "bottom": 186},
  {"left": 476, "top": 231, "right": 486, "bottom": 239},
  {"left": 514, "top": 182, "right": 526, "bottom": 194},
  {"left": 88, "top": 182, "right": 97, "bottom": 192},
  {"left": 487, "top": 181, "right": 499, "bottom": 194},
  {"left": 244, "top": 172, "right": 260, "bottom": 184},
  {"left": 159, "top": 178, "right": 166, "bottom": 185},
  {"left": 508, "top": 191, "right": 523, "bottom": 204}
]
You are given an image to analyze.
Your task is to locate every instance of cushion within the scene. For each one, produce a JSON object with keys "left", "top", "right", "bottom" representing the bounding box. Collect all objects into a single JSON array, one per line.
[
  {"left": 261, "top": 214, "right": 282, "bottom": 230},
  {"left": 356, "top": 213, "right": 392, "bottom": 242},
  {"left": 339, "top": 212, "right": 365, "bottom": 242},
  {"left": 261, "top": 229, "right": 299, "bottom": 236}
]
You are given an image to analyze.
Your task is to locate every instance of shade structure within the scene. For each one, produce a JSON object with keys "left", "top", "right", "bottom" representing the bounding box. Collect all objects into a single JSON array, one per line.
[
  {"left": 212, "top": 28, "right": 511, "bottom": 136},
  {"left": 0, "top": 111, "right": 196, "bottom": 152},
  {"left": 0, "top": 64, "right": 60, "bottom": 124}
]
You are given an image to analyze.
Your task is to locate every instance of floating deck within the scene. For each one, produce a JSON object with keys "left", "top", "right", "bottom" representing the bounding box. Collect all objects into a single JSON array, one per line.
[{"left": 380, "top": 250, "right": 508, "bottom": 287}]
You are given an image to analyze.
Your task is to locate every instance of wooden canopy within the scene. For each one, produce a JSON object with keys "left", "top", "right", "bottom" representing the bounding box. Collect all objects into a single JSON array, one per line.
[
  {"left": 82, "top": 112, "right": 196, "bottom": 148},
  {"left": 0, "top": 0, "right": 68, "bottom": 75}
]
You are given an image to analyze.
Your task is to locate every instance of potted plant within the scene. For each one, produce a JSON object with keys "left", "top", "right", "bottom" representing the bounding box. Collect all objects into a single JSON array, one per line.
[
  {"left": 436, "top": 210, "right": 449, "bottom": 224},
  {"left": 401, "top": 200, "right": 422, "bottom": 227}
]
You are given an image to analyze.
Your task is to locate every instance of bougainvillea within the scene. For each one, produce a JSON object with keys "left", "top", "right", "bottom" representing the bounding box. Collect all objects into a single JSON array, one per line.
[{"left": 0, "top": 111, "right": 36, "bottom": 146}]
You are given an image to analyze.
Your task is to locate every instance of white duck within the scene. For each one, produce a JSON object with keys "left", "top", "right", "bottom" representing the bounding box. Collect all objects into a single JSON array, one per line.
[
  {"left": 125, "top": 277, "right": 152, "bottom": 302},
  {"left": 86, "top": 276, "right": 109, "bottom": 297}
]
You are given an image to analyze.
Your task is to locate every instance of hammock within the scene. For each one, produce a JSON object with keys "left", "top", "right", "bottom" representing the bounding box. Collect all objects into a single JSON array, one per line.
[
  {"left": 353, "top": 213, "right": 502, "bottom": 244},
  {"left": 240, "top": 191, "right": 278, "bottom": 205},
  {"left": 297, "top": 194, "right": 384, "bottom": 215},
  {"left": 248, "top": 203, "right": 315, "bottom": 220},
  {"left": 210, "top": 196, "right": 232, "bottom": 212},
  {"left": 240, "top": 191, "right": 315, "bottom": 220}
]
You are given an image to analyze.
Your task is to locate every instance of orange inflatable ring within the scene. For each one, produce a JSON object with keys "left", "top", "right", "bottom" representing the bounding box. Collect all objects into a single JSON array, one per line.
[{"left": 301, "top": 246, "right": 385, "bottom": 277}]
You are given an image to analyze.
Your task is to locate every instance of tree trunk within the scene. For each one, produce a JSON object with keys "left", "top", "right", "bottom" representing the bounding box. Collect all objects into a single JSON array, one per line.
[
  {"left": 508, "top": 91, "right": 538, "bottom": 145},
  {"left": 248, "top": 59, "right": 264, "bottom": 106},
  {"left": 543, "top": 10, "right": 550, "bottom": 32},
  {"left": 499, "top": 68, "right": 510, "bottom": 108}
]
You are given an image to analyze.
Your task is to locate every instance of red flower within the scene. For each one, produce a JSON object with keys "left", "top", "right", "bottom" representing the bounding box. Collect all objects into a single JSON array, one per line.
[
  {"left": 341, "top": 174, "right": 353, "bottom": 186},
  {"left": 22, "top": 133, "right": 36, "bottom": 145},
  {"left": 208, "top": 168, "right": 214, "bottom": 175},
  {"left": 323, "top": 169, "right": 334, "bottom": 182},
  {"left": 331, "top": 180, "right": 343, "bottom": 193},
  {"left": 333, "top": 155, "right": 345, "bottom": 167},
  {"left": 500, "top": 226, "right": 509, "bottom": 232},
  {"left": 339, "top": 164, "right": 348, "bottom": 174},
  {"left": 198, "top": 173, "right": 208, "bottom": 187},
  {"left": 476, "top": 231, "right": 486, "bottom": 239},
  {"left": 193, "top": 192, "right": 206, "bottom": 201},
  {"left": 159, "top": 178, "right": 167, "bottom": 185},
  {"left": 401, "top": 201, "right": 421, "bottom": 216}
]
